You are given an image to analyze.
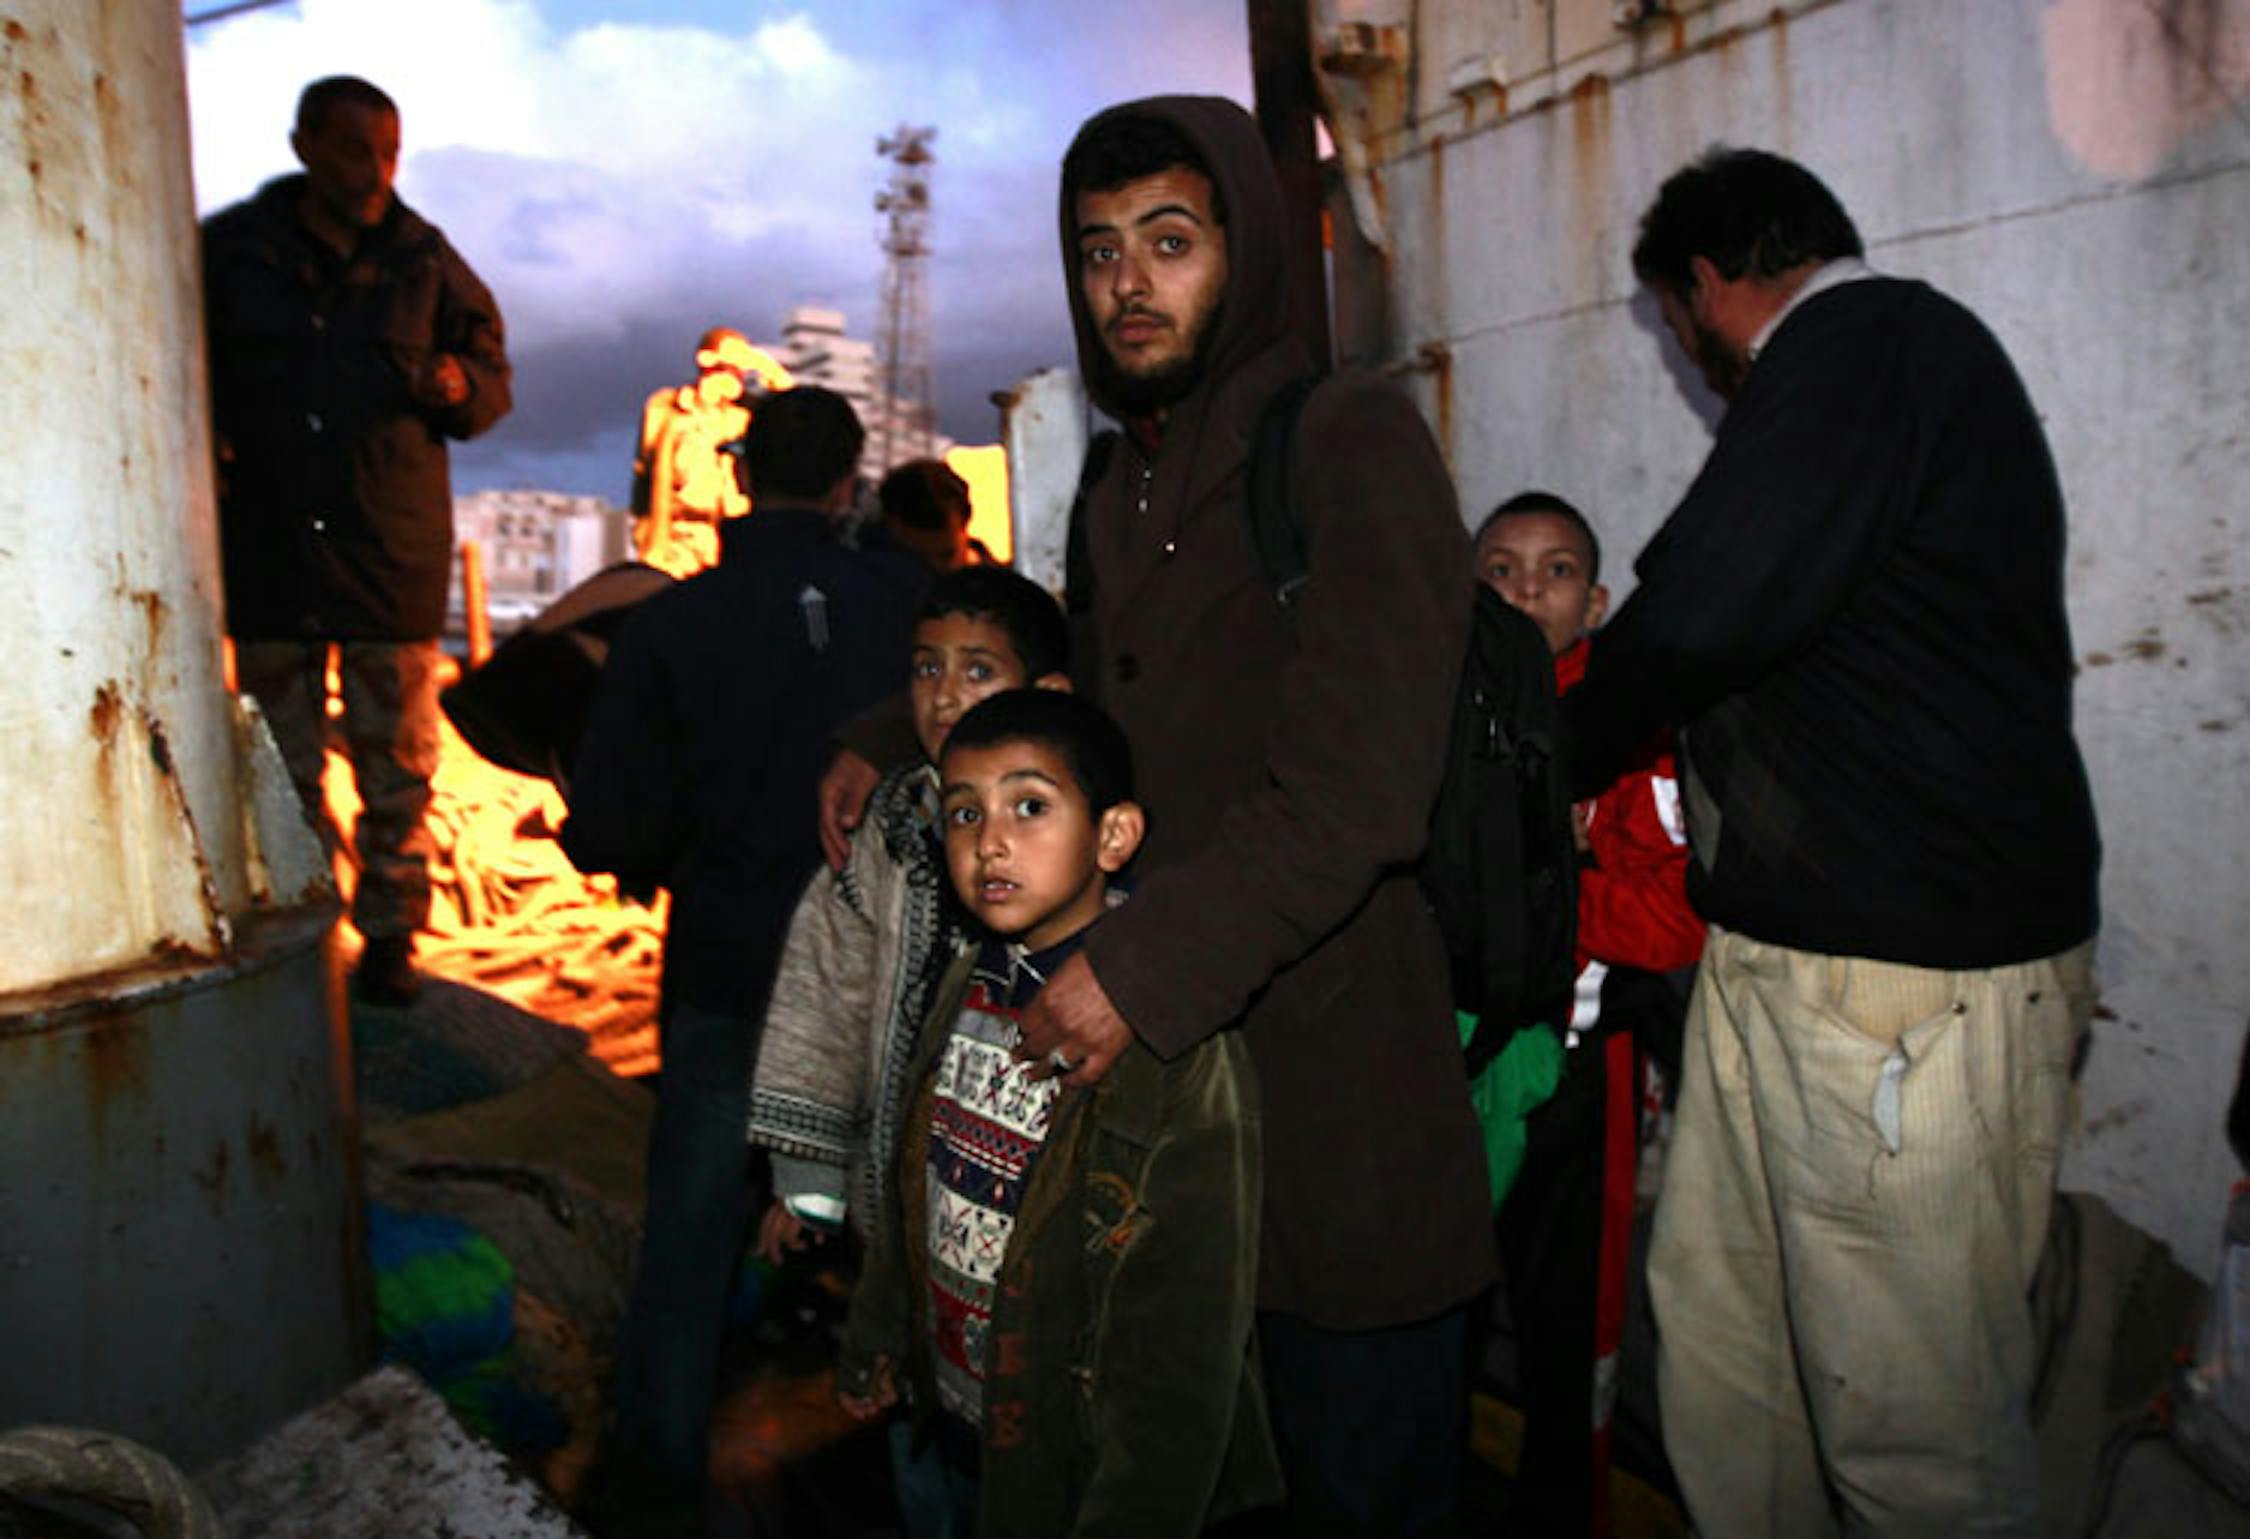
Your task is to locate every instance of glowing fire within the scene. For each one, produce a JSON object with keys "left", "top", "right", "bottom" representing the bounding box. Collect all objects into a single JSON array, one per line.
[{"left": 322, "top": 681, "right": 663, "bottom": 1075}]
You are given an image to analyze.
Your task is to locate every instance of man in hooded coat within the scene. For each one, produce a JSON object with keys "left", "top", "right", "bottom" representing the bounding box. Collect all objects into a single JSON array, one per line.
[{"left": 1022, "top": 97, "right": 1497, "bottom": 1536}]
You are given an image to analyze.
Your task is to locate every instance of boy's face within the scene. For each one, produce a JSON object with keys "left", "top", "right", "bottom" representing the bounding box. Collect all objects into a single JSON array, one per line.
[
  {"left": 910, "top": 614, "right": 1036, "bottom": 760},
  {"left": 940, "top": 739, "right": 1142, "bottom": 952},
  {"left": 1475, "top": 511, "right": 1609, "bottom": 656}
]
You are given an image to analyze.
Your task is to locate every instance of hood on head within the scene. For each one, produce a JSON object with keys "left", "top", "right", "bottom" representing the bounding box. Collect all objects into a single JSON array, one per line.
[{"left": 1058, "top": 95, "right": 1294, "bottom": 422}]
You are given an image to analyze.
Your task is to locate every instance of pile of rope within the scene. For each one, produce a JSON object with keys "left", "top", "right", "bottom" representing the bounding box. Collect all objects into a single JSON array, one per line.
[{"left": 326, "top": 719, "right": 664, "bottom": 1076}]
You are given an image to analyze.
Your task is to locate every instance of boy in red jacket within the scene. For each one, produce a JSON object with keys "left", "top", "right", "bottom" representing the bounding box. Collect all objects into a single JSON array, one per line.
[{"left": 1476, "top": 491, "right": 1706, "bottom": 1537}]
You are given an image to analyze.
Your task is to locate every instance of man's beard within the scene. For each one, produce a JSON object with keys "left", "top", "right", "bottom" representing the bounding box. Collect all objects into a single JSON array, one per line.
[
  {"left": 1092, "top": 296, "right": 1227, "bottom": 417},
  {"left": 1693, "top": 317, "right": 1749, "bottom": 401}
]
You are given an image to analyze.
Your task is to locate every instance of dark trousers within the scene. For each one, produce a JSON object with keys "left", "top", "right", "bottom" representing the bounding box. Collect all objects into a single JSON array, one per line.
[
  {"left": 1494, "top": 1029, "right": 1639, "bottom": 1538},
  {"left": 606, "top": 998, "right": 765, "bottom": 1521},
  {"left": 235, "top": 637, "right": 440, "bottom": 939},
  {"left": 1258, "top": 1303, "right": 1471, "bottom": 1539}
]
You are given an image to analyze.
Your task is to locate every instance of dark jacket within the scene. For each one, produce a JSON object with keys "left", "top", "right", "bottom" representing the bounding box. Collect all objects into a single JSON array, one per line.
[
  {"left": 840, "top": 950, "right": 1282, "bottom": 1538},
  {"left": 1062, "top": 97, "right": 1496, "bottom": 1327},
  {"left": 1564, "top": 277, "right": 2100, "bottom": 969},
  {"left": 562, "top": 507, "right": 926, "bottom": 1020},
  {"left": 202, "top": 175, "right": 512, "bottom": 640}
]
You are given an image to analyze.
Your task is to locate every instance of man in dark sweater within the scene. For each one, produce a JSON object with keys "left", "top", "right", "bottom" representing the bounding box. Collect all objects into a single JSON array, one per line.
[
  {"left": 565, "top": 386, "right": 925, "bottom": 1537},
  {"left": 1566, "top": 148, "right": 2101, "bottom": 1537}
]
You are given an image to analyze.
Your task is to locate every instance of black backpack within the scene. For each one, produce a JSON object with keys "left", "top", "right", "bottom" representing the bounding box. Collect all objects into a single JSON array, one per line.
[{"left": 1066, "top": 380, "right": 1580, "bottom": 1076}]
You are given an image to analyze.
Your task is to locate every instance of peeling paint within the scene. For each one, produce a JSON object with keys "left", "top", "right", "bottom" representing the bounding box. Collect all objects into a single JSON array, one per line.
[
  {"left": 2084, "top": 1097, "right": 2154, "bottom": 1136},
  {"left": 191, "top": 1137, "right": 232, "bottom": 1204},
  {"left": 246, "top": 1116, "right": 287, "bottom": 1181}
]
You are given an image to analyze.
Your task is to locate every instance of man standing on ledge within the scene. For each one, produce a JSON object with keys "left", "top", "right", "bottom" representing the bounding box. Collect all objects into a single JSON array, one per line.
[
  {"left": 825, "top": 97, "right": 1497, "bottom": 1535},
  {"left": 1566, "top": 148, "right": 2101, "bottom": 1537},
  {"left": 204, "top": 75, "right": 511, "bottom": 1004}
]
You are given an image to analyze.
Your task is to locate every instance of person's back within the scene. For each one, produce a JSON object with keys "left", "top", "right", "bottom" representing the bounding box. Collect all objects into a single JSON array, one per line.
[
  {"left": 1569, "top": 265, "right": 2096, "bottom": 966},
  {"left": 564, "top": 385, "right": 923, "bottom": 1539},
  {"left": 1565, "top": 147, "right": 2099, "bottom": 1539},
  {"left": 602, "top": 509, "right": 925, "bottom": 1014}
]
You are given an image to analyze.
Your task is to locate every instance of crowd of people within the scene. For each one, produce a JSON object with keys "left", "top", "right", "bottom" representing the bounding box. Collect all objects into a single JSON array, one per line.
[{"left": 204, "top": 72, "right": 2100, "bottom": 1539}]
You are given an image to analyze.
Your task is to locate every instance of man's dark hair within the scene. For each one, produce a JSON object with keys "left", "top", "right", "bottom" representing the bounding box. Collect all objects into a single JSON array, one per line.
[
  {"left": 1062, "top": 112, "right": 1227, "bottom": 226},
  {"left": 296, "top": 76, "right": 399, "bottom": 136},
  {"left": 880, "top": 459, "right": 970, "bottom": 531},
  {"left": 1474, "top": 490, "right": 1603, "bottom": 583},
  {"left": 943, "top": 689, "right": 1133, "bottom": 815},
  {"left": 739, "top": 387, "right": 865, "bottom": 502},
  {"left": 917, "top": 567, "right": 1069, "bottom": 682},
  {"left": 1631, "top": 147, "right": 1864, "bottom": 297}
]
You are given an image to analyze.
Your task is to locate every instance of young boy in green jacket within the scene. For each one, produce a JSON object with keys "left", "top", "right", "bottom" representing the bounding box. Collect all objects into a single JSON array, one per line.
[{"left": 837, "top": 689, "right": 1279, "bottom": 1538}]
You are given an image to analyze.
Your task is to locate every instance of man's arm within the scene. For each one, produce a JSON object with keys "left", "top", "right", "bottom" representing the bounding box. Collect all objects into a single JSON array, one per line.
[
  {"left": 1071, "top": 375, "right": 1470, "bottom": 1061},
  {"left": 557, "top": 607, "right": 680, "bottom": 892},
  {"left": 426, "top": 242, "right": 511, "bottom": 440},
  {"left": 817, "top": 693, "right": 921, "bottom": 869},
  {"left": 1563, "top": 294, "right": 1913, "bottom": 794}
]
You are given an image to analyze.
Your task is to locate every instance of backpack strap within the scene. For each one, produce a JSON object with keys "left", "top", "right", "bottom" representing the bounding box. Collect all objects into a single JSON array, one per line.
[{"left": 1245, "top": 374, "right": 1321, "bottom": 609}]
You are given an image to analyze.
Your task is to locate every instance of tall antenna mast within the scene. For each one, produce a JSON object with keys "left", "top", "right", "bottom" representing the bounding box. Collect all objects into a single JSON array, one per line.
[{"left": 873, "top": 125, "right": 936, "bottom": 475}]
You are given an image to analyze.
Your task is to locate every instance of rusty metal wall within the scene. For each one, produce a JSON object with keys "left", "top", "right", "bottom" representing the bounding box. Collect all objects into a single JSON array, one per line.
[
  {"left": 1, "top": 0, "right": 248, "bottom": 993},
  {"left": 1325, "top": 0, "right": 2250, "bottom": 1276},
  {"left": 0, "top": 0, "right": 362, "bottom": 1463},
  {"left": 0, "top": 909, "right": 359, "bottom": 1466}
]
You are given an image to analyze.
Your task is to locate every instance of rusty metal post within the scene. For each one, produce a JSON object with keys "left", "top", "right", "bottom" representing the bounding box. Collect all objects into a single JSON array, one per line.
[
  {"left": 1247, "top": 0, "right": 1333, "bottom": 368},
  {"left": 461, "top": 538, "right": 493, "bottom": 666},
  {"left": 0, "top": 0, "right": 361, "bottom": 1466}
]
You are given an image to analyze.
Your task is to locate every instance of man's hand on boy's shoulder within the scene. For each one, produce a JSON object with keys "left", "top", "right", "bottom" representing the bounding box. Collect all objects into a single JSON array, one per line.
[
  {"left": 818, "top": 747, "right": 882, "bottom": 870},
  {"left": 1017, "top": 953, "right": 1133, "bottom": 1089}
]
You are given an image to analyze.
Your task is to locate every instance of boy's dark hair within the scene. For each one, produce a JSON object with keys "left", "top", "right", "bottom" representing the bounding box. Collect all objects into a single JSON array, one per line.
[
  {"left": 740, "top": 387, "right": 865, "bottom": 502},
  {"left": 1631, "top": 146, "right": 1863, "bottom": 298},
  {"left": 1473, "top": 490, "right": 1603, "bottom": 583},
  {"left": 944, "top": 690, "right": 1133, "bottom": 815},
  {"left": 918, "top": 567, "right": 1069, "bottom": 681},
  {"left": 880, "top": 459, "right": 970, "bottom": 531},
  {"left": 296, "top": 76, "right": 398, "bottom": 136},
  {"left": 1063, "top": 112, "right": 1228, "bottom": 226}
]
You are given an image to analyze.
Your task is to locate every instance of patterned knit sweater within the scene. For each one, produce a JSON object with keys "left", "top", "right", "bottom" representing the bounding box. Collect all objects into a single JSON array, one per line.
[{"left": 923, "top": 934, "right": 1078, "bottom": 1426}]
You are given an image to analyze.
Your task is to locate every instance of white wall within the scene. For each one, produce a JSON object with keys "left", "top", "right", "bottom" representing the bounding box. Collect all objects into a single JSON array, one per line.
[{"left": 1339, "top": 0, "right": 2250, "bottom": 1276}]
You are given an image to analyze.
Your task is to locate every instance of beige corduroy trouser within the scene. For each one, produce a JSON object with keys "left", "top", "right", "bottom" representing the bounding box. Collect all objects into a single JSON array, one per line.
[{"left": 1649, "top": 925, "right": 2095, "bottom": 1538}]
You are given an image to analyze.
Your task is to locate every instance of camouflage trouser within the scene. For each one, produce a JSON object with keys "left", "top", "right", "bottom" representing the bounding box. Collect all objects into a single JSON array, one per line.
[{"left": 235, "top": 638, "right": 441, "bottom": 940}]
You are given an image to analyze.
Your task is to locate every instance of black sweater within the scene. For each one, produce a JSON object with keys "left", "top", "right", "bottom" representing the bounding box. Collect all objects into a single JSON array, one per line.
[
  {"left": 1565, "top": 278, "right": 2100, "bottom": 969},
  {"left": 562, "top": 509, "right": 927, "bottom": 1019}
]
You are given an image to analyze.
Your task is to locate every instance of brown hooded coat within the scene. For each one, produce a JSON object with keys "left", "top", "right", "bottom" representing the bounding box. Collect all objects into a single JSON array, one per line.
[{"left": 1065, "top": 96, "right": 1496, "bottom": 1328}]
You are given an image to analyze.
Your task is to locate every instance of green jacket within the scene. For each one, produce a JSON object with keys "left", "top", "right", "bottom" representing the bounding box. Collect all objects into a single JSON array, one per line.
[{"left": 838, "top": 952, "right": 1282, "bottom": 1537}]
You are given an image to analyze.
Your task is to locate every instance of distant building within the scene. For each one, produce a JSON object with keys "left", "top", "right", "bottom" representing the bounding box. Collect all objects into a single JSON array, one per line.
[
  {"left": 449, "top": 489, "right": 630, "bottom": 646},
  {"left": 770, "top": 304, "right": 951, "bottom": 484}
]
